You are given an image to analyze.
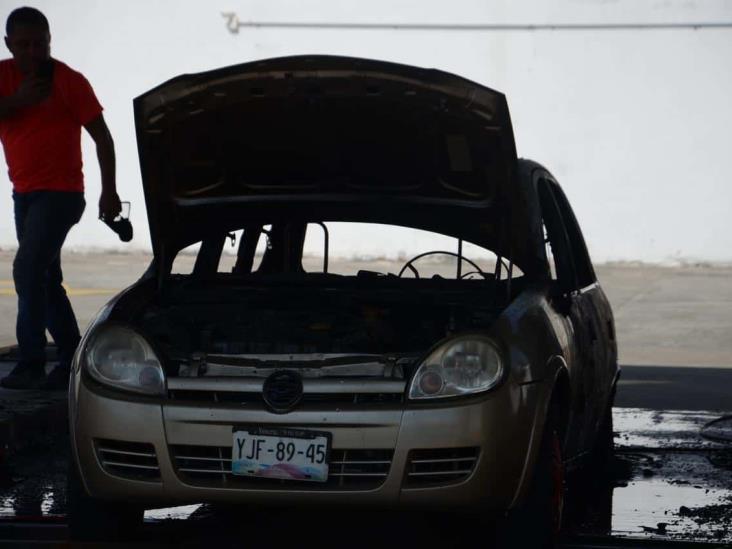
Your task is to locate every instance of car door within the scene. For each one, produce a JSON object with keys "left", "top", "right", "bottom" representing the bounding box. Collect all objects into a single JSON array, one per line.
[{"left": 537, "top": 175, "right": 606, "bottom": 458}]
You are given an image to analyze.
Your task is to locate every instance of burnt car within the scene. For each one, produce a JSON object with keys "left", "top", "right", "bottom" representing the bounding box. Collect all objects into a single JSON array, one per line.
[{"left": 68, "top": 56, "right": 618, "bottom": 544}]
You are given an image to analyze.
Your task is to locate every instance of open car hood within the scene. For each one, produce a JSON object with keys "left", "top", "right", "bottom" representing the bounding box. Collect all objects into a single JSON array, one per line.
[{"left": 134, "top": 55, "right": 539, "bottom": 275}]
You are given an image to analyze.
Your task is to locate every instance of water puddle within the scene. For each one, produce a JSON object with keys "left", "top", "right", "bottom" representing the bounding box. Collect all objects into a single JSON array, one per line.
[
  {"left": 608, "top": 453, "right": 732, "bottom": 542},
  {"left": 614, "top": 408, "right": 730, "bottom": 450},
  {"left": 567, "top": 408, "right": 732, "bottom": 543},
  {"left": 145, "top": 504, "right": 201, "bottom": 521}
]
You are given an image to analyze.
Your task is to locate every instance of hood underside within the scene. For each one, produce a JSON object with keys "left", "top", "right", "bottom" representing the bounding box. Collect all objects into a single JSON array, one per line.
[{"left": 134, "top": 55, "right": 537, "bottom": 274}]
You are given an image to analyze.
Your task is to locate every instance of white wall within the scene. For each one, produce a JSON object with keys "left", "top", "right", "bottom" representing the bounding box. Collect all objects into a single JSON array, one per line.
[{"left": 1, "top": 0, "right": 731, "bottom": 263}]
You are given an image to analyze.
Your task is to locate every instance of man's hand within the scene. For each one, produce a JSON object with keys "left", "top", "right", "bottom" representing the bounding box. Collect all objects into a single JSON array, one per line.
[
  {"left": 14, "top": 76, "right": 51, "bottom": 108},
  {"left": 99, "top": 190, "right": 121, "bottom": 221}
]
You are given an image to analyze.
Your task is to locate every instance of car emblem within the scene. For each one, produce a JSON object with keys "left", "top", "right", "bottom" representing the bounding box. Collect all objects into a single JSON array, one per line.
[{"left": 262, "top": 370, "right": 303, "bottom": 413}]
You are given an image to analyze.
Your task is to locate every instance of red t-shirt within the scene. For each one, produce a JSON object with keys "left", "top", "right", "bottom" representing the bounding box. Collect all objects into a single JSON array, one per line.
[{"left": 0, "top": 58, "right": 103, "bottom": 193}]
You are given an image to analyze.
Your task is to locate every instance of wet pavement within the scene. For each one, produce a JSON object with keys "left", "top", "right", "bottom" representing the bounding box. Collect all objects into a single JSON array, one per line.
[{"left": 0, "top": 408, "right": 729, "bottom": 547}]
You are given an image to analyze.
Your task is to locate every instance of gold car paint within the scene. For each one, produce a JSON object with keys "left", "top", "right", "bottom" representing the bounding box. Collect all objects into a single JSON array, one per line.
[{"left": 72, "top": 369, "right": 550, "bottom": 510}]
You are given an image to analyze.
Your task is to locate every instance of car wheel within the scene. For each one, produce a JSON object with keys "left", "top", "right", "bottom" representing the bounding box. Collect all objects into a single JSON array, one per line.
[
  {"left": 67, "top": 457, "right": 144, "bottom": 541},
  {"left": 500, "top": 411, "right": 565, "bottom": 548}
]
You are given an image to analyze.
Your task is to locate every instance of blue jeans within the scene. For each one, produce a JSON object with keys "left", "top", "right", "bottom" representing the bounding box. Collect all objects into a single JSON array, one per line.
[{"left": 13, "top": 191, "right": 85, "bottom": 367}]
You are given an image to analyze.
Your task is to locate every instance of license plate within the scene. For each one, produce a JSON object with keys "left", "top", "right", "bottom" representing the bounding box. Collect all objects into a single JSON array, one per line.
[{"left": 232, "top": 427, "right": 331, "bottom": 482}]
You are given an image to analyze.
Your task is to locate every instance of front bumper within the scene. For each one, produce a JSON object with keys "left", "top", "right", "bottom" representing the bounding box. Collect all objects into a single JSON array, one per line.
[{"left": 70, "top": 376, "right": 548, "bottom": 511}]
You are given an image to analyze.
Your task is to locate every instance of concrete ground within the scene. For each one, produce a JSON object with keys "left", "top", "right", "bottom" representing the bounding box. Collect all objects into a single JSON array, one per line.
[{"left": 0, "top": 250, "right": 729, "bottom": 368}]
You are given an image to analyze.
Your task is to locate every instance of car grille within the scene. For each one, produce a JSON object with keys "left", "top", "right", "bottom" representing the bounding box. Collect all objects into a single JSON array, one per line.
[
  {"left": 168, "top": 390, "right": 403, "bottom": 406},
  {"left": 95, "top": 439, "right": 160, "bottom": 482},
  {"left": 170, "top": 445, "right": 393, "bottom": 490},
  {"left": 405, "top": 447, "right": 480, "bottom": 487}
]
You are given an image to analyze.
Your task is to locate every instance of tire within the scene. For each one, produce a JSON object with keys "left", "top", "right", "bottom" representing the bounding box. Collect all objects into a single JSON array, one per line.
[
  {"left": 67, "top": 457, "right": 144, "bottom": 541},
  {"left": 500, "top": 410, "right": 565, "bottom": 549}
]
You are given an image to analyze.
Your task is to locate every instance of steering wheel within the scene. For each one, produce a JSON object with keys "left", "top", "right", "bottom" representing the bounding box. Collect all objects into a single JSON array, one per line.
[{"left": 397, "top": 251, "right": 487, "bottom": 279}]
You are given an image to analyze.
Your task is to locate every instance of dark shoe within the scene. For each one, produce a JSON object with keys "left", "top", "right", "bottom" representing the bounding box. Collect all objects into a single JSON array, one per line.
[
  {"left": 0, "top": 362, "right": 46, "bottom": 390},
  {"left": 41, "top": 364, "right": 71, "bottom": 391}
]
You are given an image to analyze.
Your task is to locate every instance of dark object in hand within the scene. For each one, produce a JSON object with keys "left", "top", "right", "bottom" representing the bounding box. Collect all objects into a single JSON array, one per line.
[
  {"left": 101, "top": 202, "right": 133, "bottom": 242},
  {"left": 37, "top": 59, "right": 55, "bottom": 82}
]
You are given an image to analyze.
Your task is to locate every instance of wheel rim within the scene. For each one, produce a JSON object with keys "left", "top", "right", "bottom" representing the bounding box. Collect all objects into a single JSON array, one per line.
[{"left": 550, "top": 432, "right": 565, "bottom": 535}]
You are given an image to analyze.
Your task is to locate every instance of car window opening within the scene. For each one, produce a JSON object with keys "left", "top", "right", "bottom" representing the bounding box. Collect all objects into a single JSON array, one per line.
[{"left": 175, "top": 222, "right": 522, "bottom": 284}]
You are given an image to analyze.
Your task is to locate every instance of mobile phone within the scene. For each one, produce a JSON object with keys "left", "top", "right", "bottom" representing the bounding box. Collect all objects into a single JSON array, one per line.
[{"left": 36, "top": 59, "right": 55, "bottom": 82}]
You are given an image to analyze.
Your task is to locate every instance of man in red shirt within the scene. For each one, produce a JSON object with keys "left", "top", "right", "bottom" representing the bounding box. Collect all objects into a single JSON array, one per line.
[{"left": 0, "top": 7, "right": 121, "bottom": 389}]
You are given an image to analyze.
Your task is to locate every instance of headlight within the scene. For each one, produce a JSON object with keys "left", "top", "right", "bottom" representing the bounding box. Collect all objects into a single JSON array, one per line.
[
  {"left": 408, "top": 336, "right": 503, "bottom": 400},
  {"left": 83, "top": 324, "right": 166, "bottom": 396}
]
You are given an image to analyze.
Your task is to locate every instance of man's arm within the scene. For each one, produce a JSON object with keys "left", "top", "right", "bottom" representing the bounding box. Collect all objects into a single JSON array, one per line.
[{"left": 83, "top": 114, "right": 121, "bottom": 219}]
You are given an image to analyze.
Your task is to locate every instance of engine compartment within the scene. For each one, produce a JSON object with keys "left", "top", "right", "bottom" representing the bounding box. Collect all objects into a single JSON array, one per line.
[{"left": 133, "top": 275, "right": 506, "bottom": 376}]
